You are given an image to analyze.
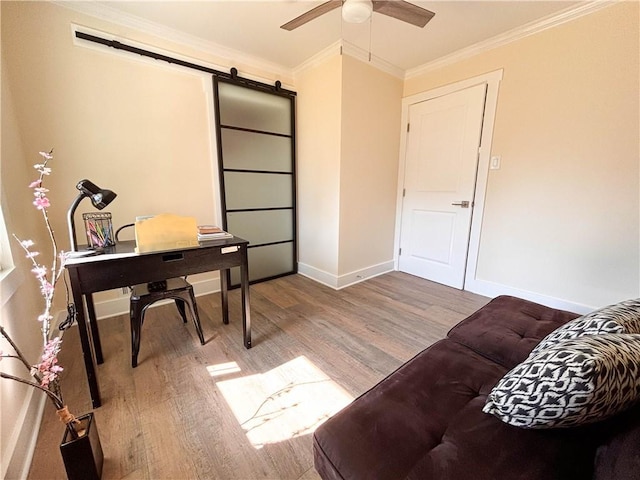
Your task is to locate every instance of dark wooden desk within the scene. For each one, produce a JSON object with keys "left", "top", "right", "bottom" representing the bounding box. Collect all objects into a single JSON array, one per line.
[{"left": 66, "top": 237, "right": 251, "bottom": 408}]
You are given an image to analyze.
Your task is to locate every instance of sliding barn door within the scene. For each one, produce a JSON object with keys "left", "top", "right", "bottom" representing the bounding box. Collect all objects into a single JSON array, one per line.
[{"left": 214, "top": 78, "right": 297, "bottom": 286}]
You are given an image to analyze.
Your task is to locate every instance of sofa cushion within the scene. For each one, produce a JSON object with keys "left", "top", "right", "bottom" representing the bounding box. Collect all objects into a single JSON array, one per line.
[
  {"left": 447, "top": 296, "right": 579, "bottom": 369},
  {"left": 484, "top": 334, "right": 640, "bottom": 429},
  {"left": 314, "top": 339, "right": 598, "bottom": 480},
  {"left": 530, "top": 298, "right": 640, "bottom": 356}
]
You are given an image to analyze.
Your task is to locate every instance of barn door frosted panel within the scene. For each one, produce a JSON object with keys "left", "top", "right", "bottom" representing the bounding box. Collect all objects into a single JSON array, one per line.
[{"left": 215, "top": 79, "right": 296, "bottom": 286}]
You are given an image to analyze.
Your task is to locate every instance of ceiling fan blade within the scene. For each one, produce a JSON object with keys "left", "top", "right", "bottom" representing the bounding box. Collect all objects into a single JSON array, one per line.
[
  {"left": 372, "top": 1, "right": 435, "bottom": 28},
  {"left": 281, "top": 0, "right": 343, "bottom": 31}
]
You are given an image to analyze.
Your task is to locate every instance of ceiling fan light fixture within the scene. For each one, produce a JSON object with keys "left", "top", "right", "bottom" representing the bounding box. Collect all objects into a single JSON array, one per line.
[{"left": 342, "top": 0, "right": 373, "bottom": 24}]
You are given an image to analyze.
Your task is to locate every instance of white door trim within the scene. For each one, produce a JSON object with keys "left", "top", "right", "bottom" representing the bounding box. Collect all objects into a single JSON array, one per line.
[{"left": 394, "top": 69, "right": 503, "bottom": 289}]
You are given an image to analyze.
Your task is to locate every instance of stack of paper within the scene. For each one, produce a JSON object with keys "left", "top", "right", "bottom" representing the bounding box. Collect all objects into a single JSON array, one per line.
[{"left": 134, "top": 214, "right": 199, "bottom": 253}]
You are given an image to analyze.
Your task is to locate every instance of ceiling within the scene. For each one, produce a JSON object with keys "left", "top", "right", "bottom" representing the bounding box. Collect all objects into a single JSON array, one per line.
[{"left": 81, "top": 1, "right": 587, "bottom": 76}]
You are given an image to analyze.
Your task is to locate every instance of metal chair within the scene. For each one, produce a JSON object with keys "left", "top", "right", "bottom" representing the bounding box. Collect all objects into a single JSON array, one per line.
[
  {"left": 129, "top": 277, "right": 205, "bottom": 367},
  {"left": 115, "top": 224, "right": 205, "bottom": 367}
]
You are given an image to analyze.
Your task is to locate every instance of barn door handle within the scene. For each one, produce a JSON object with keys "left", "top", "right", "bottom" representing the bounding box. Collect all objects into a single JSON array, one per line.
[{"left": 451, "top": 201, "right": 470, "bottom": 208}]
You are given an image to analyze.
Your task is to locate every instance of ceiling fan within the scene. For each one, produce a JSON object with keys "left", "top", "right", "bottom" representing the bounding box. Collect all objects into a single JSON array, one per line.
[{"left": 280, "top": 0, "right": 435, "bottom": 31}]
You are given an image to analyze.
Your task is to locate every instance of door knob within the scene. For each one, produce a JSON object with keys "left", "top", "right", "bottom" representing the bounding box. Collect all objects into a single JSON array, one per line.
[{"left": 451, "top": 201, "right": 470, "bottom": 208}]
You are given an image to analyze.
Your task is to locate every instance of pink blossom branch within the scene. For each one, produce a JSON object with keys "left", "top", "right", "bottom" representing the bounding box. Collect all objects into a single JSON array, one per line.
[
  {"left": 1, "top": 150, "right": 76, "bottom": 436},
  {"left": 38, "top": 158, "right": 65, "bottom": 300},
  {"left": 0, "top": 325, "right": 38, "bottom": 377},
  {"left": 36, "top": 151, "right": 68, "bottom": 340},
  {"left": 0, "top": 372, "right": 63, "bottom": 409},
  {"left": 12, "top": 234, "right": 54, "bottom": 343},
  {"left": 2, "top": 369, "right": 78, "bottom": 439},
  {"left": 11, "top": 151, "right": 65, "bottom": 345}
]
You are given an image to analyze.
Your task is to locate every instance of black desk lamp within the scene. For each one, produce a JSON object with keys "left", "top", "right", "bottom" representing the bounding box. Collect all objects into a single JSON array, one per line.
[{"left": 67, "top": 179, "right": 117, "bottom": 251}]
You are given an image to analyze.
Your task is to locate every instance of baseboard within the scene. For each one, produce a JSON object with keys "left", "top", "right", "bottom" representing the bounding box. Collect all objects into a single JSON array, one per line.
[
  {"left": 297, "top": 263, "right": 338, "bottom": 289},
  {"left": 3, "top": 388, "right": 46, "bottom": 480},
  {"left": 298, "top": 261, "right": 395, "bottom": 290},
  {"left": 465, "top": 277, "right": 595, "bottom": 314}
]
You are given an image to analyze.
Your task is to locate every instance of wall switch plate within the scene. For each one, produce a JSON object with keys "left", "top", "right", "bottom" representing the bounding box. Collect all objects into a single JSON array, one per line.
[{"left": 490, "top": 155, "right": 501, "bottom": 170}]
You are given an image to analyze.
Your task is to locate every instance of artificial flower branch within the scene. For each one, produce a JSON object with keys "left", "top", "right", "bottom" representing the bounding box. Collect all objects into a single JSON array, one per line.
[
  {"left": 0, "top": 150, "right": 81, "bottom": 438},
  {"left": 0, "top": 371, "right": 64, "bottom": 408}
]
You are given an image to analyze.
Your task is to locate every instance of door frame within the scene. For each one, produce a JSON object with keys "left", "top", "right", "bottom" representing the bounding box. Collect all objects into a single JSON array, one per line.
[{"left": 394, "top": 69, "right": 503, "bottom": 290}]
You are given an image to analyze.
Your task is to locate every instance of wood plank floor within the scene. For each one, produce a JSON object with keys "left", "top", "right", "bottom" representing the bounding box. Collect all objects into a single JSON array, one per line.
[{"left": 27, "top": 272, "right": 488, "bottom": 480}]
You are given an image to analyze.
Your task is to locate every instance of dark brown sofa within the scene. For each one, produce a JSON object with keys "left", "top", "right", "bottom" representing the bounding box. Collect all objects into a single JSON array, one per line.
[{"left": 313, "top": 296, "right": 640, "bottom": 480}]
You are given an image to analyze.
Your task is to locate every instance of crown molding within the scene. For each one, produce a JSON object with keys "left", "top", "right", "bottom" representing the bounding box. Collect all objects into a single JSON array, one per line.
[
  {"left": 405, "top": 1, "right": 616, "bottom": 79},
  {"left": 292, "top": 40, "right": 343, "bottom": 77},
  {"left": 56, "top": 0, "right": 404, "bottom": 87},
  {"left": 341, "top": 41, "right": 405, "bottom": 79},
  {"left": 292, "top": 40, "right": 405, "bottom": 79},
  {"left": 53, "top": 0, "right": 616, "bottom": 85},
  {"left": 52, "top": 1, "right": 295, "bottom": 85}
]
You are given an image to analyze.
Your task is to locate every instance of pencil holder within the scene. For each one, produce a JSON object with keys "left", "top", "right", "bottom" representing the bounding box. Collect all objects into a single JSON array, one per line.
[{"left": 83, "top": 212, "right": 115, "bottom": 249}]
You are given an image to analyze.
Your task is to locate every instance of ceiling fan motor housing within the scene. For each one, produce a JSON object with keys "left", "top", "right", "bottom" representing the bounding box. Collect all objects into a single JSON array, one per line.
[
  {"left": 280, "top": 0, "right": 434, "bottom": 31},
  {"left": 342, "top": 0, "right": 373, "bottom": 23}
]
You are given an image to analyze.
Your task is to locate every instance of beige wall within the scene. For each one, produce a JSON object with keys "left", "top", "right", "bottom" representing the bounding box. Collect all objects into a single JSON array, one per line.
[
  {"left": 1, "top": 18, "right": 54, "bottom": 476},
  {"left": 405, "top": 2, "right": 640, "bottom": 308},
  {"left": 339, "top": 56, "right": 402, "bottom": 276},
  {"left": 296, "top": 54, "right": 402, "bottom": 286},
  {"left": 3, "top": 1, "right": 217, "bottom": 245},
  {"left": 2, "top": 0, "right": 639, "bottom": 474},
  {"left": 0, "top": 1, "right": 289, "bottom": 475},
  {"left": 1, "top": 1, "right": 293, "bottom": 310},
  {"left": 296, "top": 55, "right": 342, "bottom": 278}
]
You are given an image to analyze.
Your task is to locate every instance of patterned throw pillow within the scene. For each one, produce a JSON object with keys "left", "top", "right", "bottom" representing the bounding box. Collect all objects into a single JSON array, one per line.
[
  {"left": 483, "top": 334, "right": 640, "bottom": 428},
  {"left": 530, "top": 298, "right": 640, "bottom": 356}
]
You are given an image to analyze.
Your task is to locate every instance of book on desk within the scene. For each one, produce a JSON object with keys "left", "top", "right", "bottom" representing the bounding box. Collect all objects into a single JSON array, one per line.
[{"left": 197, "top": 225, "right": 233, "bottom": 241}]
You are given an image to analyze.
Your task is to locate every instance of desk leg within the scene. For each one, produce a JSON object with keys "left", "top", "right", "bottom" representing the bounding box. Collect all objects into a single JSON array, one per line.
[
  {"left": 220, "top": 270, "right": 229, "bottom": 325},
  {"left": 240, "top": 251, "right": 251, "bottom": 349},
  {"left": 85, "top": 294, "right": 104, "bottom": 365},
  {"left": 69, "top": 272, "right": 102, "bottom": 408}
]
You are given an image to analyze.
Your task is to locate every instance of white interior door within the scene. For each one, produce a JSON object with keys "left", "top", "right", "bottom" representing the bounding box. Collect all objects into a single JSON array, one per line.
[{"left": 398, "top": 83, "right": 487, "bottom": 289}]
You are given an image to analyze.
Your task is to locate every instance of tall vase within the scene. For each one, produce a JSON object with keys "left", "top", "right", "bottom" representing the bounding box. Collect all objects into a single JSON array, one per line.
[{"left": 59, "top": 412, "right": 103, "bottom": 480}]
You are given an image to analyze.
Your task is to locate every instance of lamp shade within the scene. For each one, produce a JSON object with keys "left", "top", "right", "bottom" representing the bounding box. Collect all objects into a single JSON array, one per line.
[
  {"left": 76, "top": 179, "right": 117, "bottom": 210},
  {"left": 342, "top": 0, "right": 373, "bottom": 23}
]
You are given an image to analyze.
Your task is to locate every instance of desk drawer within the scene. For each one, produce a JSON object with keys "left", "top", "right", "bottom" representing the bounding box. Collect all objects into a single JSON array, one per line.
[{"left": 69, "top": 243, "right": 246, "bottom": 293}]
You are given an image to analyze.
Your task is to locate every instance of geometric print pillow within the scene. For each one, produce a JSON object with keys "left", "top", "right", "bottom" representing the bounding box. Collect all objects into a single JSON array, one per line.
[
  {"left": 530, "top": 298, "right": 640, "bottom": 356},
  {"left": 483, "top": 334, "right": 640, "bottom": 428}
]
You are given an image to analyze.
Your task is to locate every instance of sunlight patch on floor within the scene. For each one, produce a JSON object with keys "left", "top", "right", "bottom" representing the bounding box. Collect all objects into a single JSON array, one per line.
[{"left": 214, "top": 355, "right": 353, "bottom": 449}]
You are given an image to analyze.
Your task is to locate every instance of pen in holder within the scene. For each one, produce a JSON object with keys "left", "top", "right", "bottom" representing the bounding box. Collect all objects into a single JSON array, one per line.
[{"left": 83, "top": 212, "right": 115, "bottom": 249}]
